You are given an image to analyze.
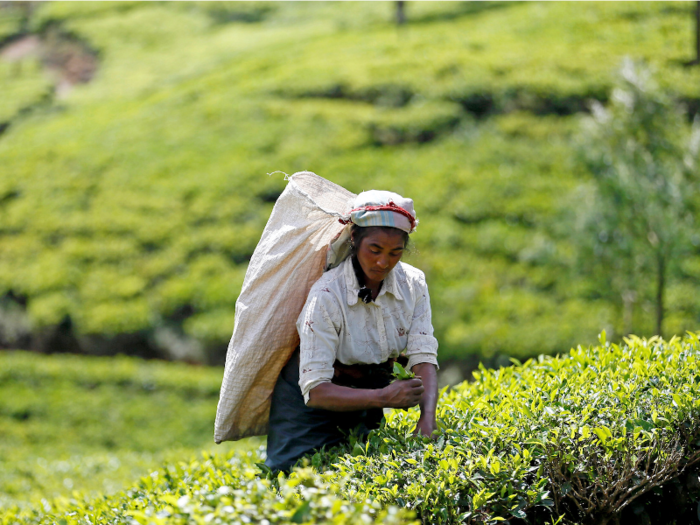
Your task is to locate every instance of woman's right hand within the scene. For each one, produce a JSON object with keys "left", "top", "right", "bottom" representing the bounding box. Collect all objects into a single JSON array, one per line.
[{"left": 381, "top": 378, "right": 424, "bottom": 409}]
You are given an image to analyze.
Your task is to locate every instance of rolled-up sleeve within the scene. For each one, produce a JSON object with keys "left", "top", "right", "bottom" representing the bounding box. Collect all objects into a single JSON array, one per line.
[
  {"left": 296, "top": 290, "right": 342, "bottom": 404},
  {"left": 405, "top": 281, "right": 439, "bottom": 371}
]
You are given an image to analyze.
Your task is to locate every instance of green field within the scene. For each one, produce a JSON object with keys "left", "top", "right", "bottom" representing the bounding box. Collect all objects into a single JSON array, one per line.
[
  {"left": 3, "top": 4, "right": 700, "bottom": 521},
  {"left": 0, "top": 350, "right": 256, "bottom": 510},
  {"left": 1, "top": 1, "right": 699, "bottom": 369}
]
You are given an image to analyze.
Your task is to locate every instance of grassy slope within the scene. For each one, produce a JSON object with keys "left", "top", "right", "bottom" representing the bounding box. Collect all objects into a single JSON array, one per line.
[
  {"left": 0, "top": 350, "right": 256, "bottom": 509},
  {"left": 0, "top": 2, "right": 699, "bottom": 366}
]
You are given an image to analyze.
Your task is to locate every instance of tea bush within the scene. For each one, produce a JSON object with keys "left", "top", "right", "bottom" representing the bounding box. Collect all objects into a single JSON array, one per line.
[
  {"left": 0, "top": 59, "right": 51, "bottom": 125},
  {"left": 5, "top": 335, "right": 700, "bottom": 524},
  {"left": 2, "top": 451, "right": 416, "bottom": 525},
  {"left": 0, "top": 351, "right": 254, "bottom": 509},
  {"left": 314, "top": 333, "right": 700, "bottom": 524}
]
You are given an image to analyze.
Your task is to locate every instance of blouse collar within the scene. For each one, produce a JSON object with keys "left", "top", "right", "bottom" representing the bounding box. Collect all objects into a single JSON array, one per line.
[{"left": 343, "top": 256, "right": 404, "bottom": 306}]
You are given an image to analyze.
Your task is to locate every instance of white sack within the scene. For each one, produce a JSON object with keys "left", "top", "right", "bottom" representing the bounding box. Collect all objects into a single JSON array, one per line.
[{"left": 214, "top": 171, "right": 355, "bottom": 443}]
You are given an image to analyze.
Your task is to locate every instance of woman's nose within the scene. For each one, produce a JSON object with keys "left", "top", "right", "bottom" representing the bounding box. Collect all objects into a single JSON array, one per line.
[{"left": 377, "top": 255, "right": 389, "bottom": 269}]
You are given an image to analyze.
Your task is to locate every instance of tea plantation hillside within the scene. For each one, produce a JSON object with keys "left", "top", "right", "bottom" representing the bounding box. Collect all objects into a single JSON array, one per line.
[
  {"left": 0, "top": 350, "right": 256, "bottom": 510},
  {"left": 5, "top": 334, "right": 700, "bottom": 524},
  {"left": 1, "top": 2, "right": 700, "bottom": 367}
]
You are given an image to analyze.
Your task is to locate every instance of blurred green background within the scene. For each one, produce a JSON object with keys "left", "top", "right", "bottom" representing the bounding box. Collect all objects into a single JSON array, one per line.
[
  {"left": 0, "top": 350, "right": 258, "bottom": 510},
  {"left": 1, "top": 0, "right": 700, "bottom": 512},
  {"left": 2, "top": 1, "right": 700, "bottom": 366}
]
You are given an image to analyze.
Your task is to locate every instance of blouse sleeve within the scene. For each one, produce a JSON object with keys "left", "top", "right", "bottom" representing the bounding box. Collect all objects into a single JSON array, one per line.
[
  {"left": 296, "top": 288, "right": 343, "bottom": 404},
  {"left": 405, "top": 277, "right": 439, "bottom": 371}
]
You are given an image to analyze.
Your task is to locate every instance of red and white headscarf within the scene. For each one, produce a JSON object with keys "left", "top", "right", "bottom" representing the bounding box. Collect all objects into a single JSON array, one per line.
[
  {"left": 340, "top": 190, "right": 418, "bottom": 234},
  {"left": 326, "top": 190, "right": 418, "bottom": 270}
]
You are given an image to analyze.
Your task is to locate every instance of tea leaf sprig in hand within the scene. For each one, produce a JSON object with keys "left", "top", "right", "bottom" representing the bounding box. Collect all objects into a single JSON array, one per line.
[{"left": 392, "top": 362, "right": 415, "bottom": 381}]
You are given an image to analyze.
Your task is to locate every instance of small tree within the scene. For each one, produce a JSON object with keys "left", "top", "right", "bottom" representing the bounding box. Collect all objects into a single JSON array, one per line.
[
  {"left": 696, "top": 2, "right": 700, "bottom": 64},
  {"left": 575, "top": 59, "right": 700, "bottom": 337},
  {"left": 395, "top": 1, "right": 406, "bottom": 26}
]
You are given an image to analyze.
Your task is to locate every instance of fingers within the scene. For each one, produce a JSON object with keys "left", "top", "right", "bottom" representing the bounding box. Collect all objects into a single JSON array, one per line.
[
  {"left": 404, "top": 379, "right": 424, "bottom": 396},
  {"left": 401, "top": 381, "right": 424, "bottom": 407},
  {"left": 385, "top": 379, "right": 425, "bottom": 408},
  {"left": 408, "top": 380, "right": 424, "bottom": 395}
]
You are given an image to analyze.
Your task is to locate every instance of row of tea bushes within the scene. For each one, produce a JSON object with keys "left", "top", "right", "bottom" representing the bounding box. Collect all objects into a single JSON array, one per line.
[
  {"left": 2, "top": 2, "right": 700, "bottom": 363},
  {"left": 5, "top": 334, "right": 700, "bottom": 524},
  {"left": 0, "top": 351, "right": 232, "bottom": 508},
  {"left": 317, "top": 333, "right": 700, "bottom": 523},
  {"left": 30, "top": 2, "right": 700, "bottom": 107},
  {"left": 3, "top": 451, "right": 416, "bottom": 525}
]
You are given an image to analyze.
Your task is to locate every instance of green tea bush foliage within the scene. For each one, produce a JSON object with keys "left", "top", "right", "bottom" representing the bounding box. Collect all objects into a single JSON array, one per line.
[
  {"left": 0, "top": 351, "right": 250, "bottom": 509},
  {"left": 314, "top": 333, "right": 700, "bottom": 524},
  {"left": 3, "top": 452, "right": 416, "bottom": 525},
  {"left": 0, "top": 58, "right": 51, "bottom": 125},
  {"left": 5, "top": 335, "right": 700, "bottom": 524},
  {"left": 1, "top": 2, "right": 700, "bottom": 364}
]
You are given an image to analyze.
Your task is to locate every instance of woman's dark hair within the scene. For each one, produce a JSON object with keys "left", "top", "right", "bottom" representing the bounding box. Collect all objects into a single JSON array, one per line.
[{"left": 350, "top": 224, "right": 410, "bottom": 258}]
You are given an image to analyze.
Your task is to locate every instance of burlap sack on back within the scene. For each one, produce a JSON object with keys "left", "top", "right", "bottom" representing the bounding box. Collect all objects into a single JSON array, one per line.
[{"left": 214, "top": 171, "right": 355, "bottom": 443}]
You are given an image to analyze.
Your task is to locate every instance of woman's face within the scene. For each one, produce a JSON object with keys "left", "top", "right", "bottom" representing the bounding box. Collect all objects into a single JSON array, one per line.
[{"left": 354, "top": 228, "right": 406, "bottom": 286}]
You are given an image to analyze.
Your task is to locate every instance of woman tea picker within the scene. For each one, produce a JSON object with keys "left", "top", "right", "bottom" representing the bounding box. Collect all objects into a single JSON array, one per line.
[{"left": 265, "top": 190, "right": 439, "bottom": 472}]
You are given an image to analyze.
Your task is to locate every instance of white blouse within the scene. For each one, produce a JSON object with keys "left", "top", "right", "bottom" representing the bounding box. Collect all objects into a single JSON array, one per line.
[{"left": 296, "top": 257, "right": 439, "bottom": 404}]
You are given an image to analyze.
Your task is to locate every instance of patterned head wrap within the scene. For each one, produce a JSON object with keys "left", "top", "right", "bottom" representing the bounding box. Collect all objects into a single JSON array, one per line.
[
  {"left": 340, "top": 190, "right": 418, "bottom": 233},
  {"left": 326, "top": 190, "right": 418, "bottom": 271}
]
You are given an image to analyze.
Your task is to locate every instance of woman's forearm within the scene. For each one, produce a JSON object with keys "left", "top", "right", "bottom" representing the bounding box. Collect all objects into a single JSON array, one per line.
[
  {"left": 306, "top": 382, "right": 386, "bottom": 411},
  {"left": 412, "top": 362, "right": 438, "bottom": 420},
  {"left": 307, "top": 377, "right": 426, "bottom": 412}
]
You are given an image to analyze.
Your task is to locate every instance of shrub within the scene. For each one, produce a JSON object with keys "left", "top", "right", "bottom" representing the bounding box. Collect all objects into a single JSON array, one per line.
[
  {"left": 0, "top": 351, "right": 232, "bottom": 508},
  {"left": 314, "top": 333, "right": 700, "bottom": 524},
  {"left": 0, "top": 59, "right": 51, "bottom": 125},
  {"left": 2, "top": 452, "right": 416, "bottom": 525},
  {"left": 4, "top": 335, "right": 700, "bottom": 524}
]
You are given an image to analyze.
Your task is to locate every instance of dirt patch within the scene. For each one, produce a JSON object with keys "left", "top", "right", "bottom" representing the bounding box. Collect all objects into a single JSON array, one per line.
[
  {"left": 0, "top": 34, "right": 41, "bottom": 60},
  {"left": 42, "top": 28, "right": 99, "bottom": 97},
  {"left": 0, "top": 28, "right": 98, "bottom": 98}
]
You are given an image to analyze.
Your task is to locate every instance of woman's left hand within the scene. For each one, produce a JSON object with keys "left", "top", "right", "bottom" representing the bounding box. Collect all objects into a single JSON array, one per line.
[{"left": 413, "top": 416, "right": 438, "bottom": 439}]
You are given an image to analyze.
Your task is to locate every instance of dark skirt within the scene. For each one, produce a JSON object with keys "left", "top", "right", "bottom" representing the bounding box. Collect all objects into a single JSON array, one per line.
[{"left": 265, "top": 348, "right": 394, "bottom": 472}]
